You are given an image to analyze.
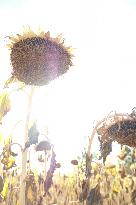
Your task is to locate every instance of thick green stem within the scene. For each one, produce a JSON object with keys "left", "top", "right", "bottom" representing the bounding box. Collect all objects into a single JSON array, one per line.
[{"left": 19, "top": 86, "right": 35, "bottom": 205}]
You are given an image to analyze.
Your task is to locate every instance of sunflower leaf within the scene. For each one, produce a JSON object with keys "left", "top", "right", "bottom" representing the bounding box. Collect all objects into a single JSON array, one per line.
[
  {"left": 27, "top": 122, "right": 39, "bottom": 147},
  {"left": 0, "top": 92, "right": 11, "bottom": 121},
  {"left": 3, "top": 76, "right": 16, "bottom": 88}
]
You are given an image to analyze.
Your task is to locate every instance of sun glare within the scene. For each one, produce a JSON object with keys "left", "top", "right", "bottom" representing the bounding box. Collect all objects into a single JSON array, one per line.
[{"left": 1, "top": 0, "right": 136, "bottom": 174}]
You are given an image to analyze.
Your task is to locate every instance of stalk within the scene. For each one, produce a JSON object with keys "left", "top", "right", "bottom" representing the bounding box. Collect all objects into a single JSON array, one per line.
[
  {"left": 19, "top": 86, "right": 35, "bottom": 205},
  {"left": 86, "top": 118, "right": 109, "bottom": 204}
]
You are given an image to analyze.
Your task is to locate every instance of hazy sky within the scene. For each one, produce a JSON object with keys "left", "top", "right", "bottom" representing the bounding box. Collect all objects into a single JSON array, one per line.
[{"left": 0, "top": 0, "right": 136, "bottom": 171}]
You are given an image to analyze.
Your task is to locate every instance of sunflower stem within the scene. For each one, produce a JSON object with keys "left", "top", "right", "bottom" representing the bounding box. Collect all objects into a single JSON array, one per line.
[
  {"left": 19, "top": 86, "right": 35, "bottom": 205},
  {"left": 86, "top": 118, "right": 108, "bottom": 204},
  {"left": 44, "top": 151, "right": 47, "bottom": 180}
]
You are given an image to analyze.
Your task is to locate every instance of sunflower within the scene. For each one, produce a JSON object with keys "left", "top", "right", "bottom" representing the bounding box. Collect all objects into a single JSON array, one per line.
[
  {"left": 97, "top": 111, "right": 136, "bottom": 148},
  {"left": 7, "top": 27, "right": 73, "bottom": 86}
]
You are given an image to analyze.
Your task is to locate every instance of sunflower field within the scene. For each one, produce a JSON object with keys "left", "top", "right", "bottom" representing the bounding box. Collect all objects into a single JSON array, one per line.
[
  {"left": 0, "top": 26, "right": 136, "bottom": 205},
  {"left": 0, "top": 137, "right": 136, "bottom": 205}
]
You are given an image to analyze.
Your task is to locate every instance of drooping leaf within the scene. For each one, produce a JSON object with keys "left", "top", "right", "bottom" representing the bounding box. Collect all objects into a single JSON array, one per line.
[
  {"left": 25, "top": 141, "right": 31, "bottom": 149},
  {"left": 27, "top": 186, "right": 34, "bottom": 202},
  {"left": 27, "top": 122, "right": 39, "bottom": 147},
  {"left": 36, "top": 140, "right": 51, "bottom": 152},
  {"left": 2, "top": 155, "right": 15, "bottom": 170},
  {"left": 71, "top": 159, "right": 78, "bottom": 165},
  {"left": 0, "top": 176, "right": 4, "bottom": 193},
  {"left": 0, "top": 92, "right": 11, "bottom": 121},
  {"left": 117, "top": 151, "right": 127, "bottom": 160},
  {"left": 38, "top": 155, "right": 44, "bottom": 163},
  {"left": 44, "top": 151, "right": 56, "bottom": 196},
  {"left": 56, "top": 163, "right": 61, "bottom": 168},
  {"left": 25, "top": 173, "right": 37, "bottom": 204},
  {"left": 10, "top": 151, "right": 18, "bottom": 157},
  {"left": 111, "top": 179, "right": 122, "bottom": 193},
  {"left": 1, "top": 179, "right": 8, "bottom": 199},
  {"left": 4, "top": 137, "right": 11, "bottom": 146},
  {"left": 3, "top": 76, "right": 16, "bottom": 88},
  {"left": 79, "top": 179, "right": 89, "bottom": 202},
  {"left": 86, "top": 184, "right": 102, "bottom": 205},
  {"left": 131, "top": 189, "right": 136, "bottom": 204},
  {"left": 98, "top": 136, "right": 112, "bottom": 164}
]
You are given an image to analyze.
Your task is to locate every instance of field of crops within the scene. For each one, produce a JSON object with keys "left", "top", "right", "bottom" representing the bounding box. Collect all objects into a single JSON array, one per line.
[
  {"left": 0, "top": 15, "right": 135, "bottom": 205},
  {"left": 0, "top": 141, "right": 135, "bottom": 205}
]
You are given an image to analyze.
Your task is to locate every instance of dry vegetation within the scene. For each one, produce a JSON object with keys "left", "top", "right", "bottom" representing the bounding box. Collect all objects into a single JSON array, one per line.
[
  {"left": 0, "top": 143, "right": 135, "bottom": 205},
  {"left": 0, "top": 92, "right": 136, "bottom": 205},
  {"left": 0, "top": 27, "right": 136, "bottom": 205}
]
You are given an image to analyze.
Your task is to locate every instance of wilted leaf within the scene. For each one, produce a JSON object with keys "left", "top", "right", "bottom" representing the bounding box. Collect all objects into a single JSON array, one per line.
[
  {"left": 0, "top": 92, "right": 11, "bottom": 121},
  {"left": 36, "top": 141, "right": 51, "bottom": 152},
  {"left": 0, "top": 176, "right": 4, "bottom": 193},
  {"left": 3, "top": 76, "right": 16, "bottom": 88},
  {"left": 44, "top": 151, "right": 56, "bottom": 195},
  {"left": 124, "top": 176, "right": 134, "bottom": 189},
  {"left": 111, "top": 179, "right": 122, "bottom": 193},
  {"left": 118, "top": 151, "right": 127, "bottom": 160},
  {"left": 131, "top": 189, "right": 136, "bottom": 204},
  {"left": 98, "top": 137, "right": 112, "bottom": 164},
  {"left": 2, "top": 156, "right": 15, "bottom": 170},
  {"left": 71, "top": 159, "right": 78, "bottom": 165},
  {"left": 4, "top": 137, "right": 11, "bottom": 146},
  {"left": 27, "top": 122, "right": 39, "bottom": 147},
  {"left": 56, "top": 163, "right": 61, "bottom": 168},
  {"left": 25, "top": 141, "right": 31, "bottom": 149},
  {"left": 38, "top": 155, "right": 44, "bottom": 163},
  {"left": 25, "top": 173, "right": 37, "bottom": 204},
  {"left": 79, "top": 179, "right": 89, "bottom": 202},
  {"left": 10, "top": 151, "right": 18, "bottom": 157},
  {"left": 27, "top": 186, "right": 33, "bottom": 202},
  {"left": 86, "top": 183, "right": 102, "bottom": 205},
  {"left": 1, "top": 180, "right": 8, "bottom": 199}
]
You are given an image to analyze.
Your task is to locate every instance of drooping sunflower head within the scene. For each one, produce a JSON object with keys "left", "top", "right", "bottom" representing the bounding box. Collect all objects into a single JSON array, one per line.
[{"left": 8, "top": 27, "right": 73, "bottom": 86}]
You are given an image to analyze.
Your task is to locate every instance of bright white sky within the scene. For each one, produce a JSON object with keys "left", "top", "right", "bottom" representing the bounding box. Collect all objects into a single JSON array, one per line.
[{"left": 0, "top": 0, "right": 136, "bottom": 172}]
